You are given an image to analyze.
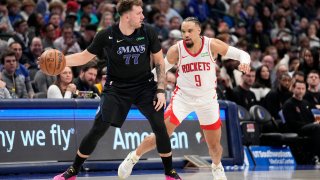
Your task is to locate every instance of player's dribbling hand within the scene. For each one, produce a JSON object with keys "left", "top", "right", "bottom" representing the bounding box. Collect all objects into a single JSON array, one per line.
[
  {"left": 238, "top": 63, "right": 251, "bottom": 74},
  {"left": 154, "top": 92, "right": 166, "bottom": 111}
]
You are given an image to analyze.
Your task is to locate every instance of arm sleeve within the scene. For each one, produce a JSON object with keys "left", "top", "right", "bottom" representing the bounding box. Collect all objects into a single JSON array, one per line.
[{"left": 47, "top": 85, "right": 63, "bottom": 98}]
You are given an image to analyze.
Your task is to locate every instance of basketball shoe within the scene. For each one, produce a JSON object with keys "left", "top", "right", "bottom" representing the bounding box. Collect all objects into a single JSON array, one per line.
[
  {"left": 53, "top": 166, "right": 77, "bottom": 180},
  {"left": 118, "top": 151, "right": 140, "bottom": 179},
  {"left": 212, "top": 163, "right": 227, "bottom": 180},
  {"left": 165, "top": 169, "right": 182, "bottom": 180}
]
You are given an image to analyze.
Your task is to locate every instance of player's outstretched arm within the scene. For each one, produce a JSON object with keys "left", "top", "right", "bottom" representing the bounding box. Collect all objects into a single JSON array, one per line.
[
  {"left": 65, "top": 50, "right": 96, "bottom": 67},
  {"left": 210, "top": 38, "right": 251, "bottom": 74}
]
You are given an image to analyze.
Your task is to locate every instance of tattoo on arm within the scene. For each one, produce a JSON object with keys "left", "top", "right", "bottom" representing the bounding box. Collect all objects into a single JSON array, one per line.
[{"left": 155, "top": 63, "right": 165, "bottom": 89}]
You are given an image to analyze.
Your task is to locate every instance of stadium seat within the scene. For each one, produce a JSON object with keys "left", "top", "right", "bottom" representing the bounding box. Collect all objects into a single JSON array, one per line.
[
  {"left": 249, "top": 105, "right": 298, "bottom": 146},
  {"left": 237, "top": 105, "right": 260, "bottom": 146}
]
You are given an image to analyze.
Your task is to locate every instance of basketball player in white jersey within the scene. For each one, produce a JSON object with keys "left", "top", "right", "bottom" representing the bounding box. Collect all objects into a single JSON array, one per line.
[{"left": 118, "top": 17, "right": 251, "bottom": 180}]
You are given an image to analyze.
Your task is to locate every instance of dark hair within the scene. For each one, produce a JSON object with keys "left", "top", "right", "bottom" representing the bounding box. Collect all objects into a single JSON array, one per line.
[
  {"left": 308, "top": 70, "right": 320, "bottom": 77},
  {"left": 292, "top": 80, "right": 305, "bottom": 88},
  {"left": 252, "top": 65, "right": 271, "bottom": 88},
  {"left": 292, "top": 71, "right": 304, "bottom": 78},
  {"left": 80, "top": 61, "right": 98, "bottom": 72},
  {"left": 0, "top": 49, "right": 16, "bottom": 64},
  {"left": 8, "top": 41, "right": 22, "bottom": 48},
  {"left": 117, "top": 0, "right": 143, "bottom": 16},
  {"left": 183, "top": 17, "right": 201, "bottom": 27}
]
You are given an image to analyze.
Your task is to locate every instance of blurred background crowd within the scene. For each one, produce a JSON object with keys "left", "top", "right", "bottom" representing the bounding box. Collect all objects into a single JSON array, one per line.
[{"left": 1, "top": 0, "right": 320, "bottom": 164}]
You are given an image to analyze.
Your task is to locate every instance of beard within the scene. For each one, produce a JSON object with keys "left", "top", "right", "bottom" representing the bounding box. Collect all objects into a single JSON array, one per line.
[{"left": 185, "top": 42, "right": 194, "bottom": 48}]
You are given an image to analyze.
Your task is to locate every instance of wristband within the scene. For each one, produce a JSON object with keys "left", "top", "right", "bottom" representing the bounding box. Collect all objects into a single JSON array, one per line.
[{"left": 156, "top": 89, "right": 165, "bottom": 94}]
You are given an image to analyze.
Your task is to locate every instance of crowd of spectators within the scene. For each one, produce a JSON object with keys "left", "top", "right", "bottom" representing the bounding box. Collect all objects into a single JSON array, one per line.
[{"left": 1, "top": 0, "right": 320, "bottom": 164}]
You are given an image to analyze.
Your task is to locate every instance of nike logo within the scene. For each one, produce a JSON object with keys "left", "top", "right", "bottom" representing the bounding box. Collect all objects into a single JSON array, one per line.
[
  {"left": 182, "top": 55, "right": 188, "bottom": 58},
  {"left": 108, "top": 36, "right": 113, "bottom": 39},
  {"left": 117, "top": 39, "right": 124, "bottom": 43}
]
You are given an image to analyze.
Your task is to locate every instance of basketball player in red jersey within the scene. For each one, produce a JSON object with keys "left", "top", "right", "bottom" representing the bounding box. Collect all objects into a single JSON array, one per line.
[{"left": 118, "top": 17, "right": 251, "bottom": 180}]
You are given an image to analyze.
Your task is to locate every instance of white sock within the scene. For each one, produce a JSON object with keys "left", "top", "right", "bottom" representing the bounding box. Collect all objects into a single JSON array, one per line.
[
  {"left": 132, "top": 150, "right": 140, "bottom": 160},
  {"left": 212, "top": 162, "right": 222, "bottom": 168}
]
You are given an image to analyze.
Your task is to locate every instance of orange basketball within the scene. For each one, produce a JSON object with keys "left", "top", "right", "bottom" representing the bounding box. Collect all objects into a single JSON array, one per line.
[{"left": 39, "top": 49, "right": 66, "bottom": 76}]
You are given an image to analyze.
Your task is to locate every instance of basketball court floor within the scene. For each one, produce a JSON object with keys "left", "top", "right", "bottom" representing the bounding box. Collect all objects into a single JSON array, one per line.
[{"left": 1, "top": 166, "right": 320, "bottom": 180}]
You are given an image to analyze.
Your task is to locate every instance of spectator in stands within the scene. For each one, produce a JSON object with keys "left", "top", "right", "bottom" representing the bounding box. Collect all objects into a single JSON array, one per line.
[
  {"left": 248, "top": 20, "right": 271, "bottom": 52},
  {"left": 206, "top": 0, "right": 226, "bottom": 23},
  {"left": 0, "top": 73, "right": 11, "bottom": 98},
  {"left": 249, "top": 44, "right": 262, "bottom": 69},
  {"left": 54, "top": 23, "right": 81, "bottom": 55},
  {"left": 291, "top": 71, "right": 305, "bottom": 83},
  {"left": 25, "top": 37, "right": 43, "bottom": 80},
  {"left": 77, "top": 24, "right": 97, "bottom": 51},
  {"left": 168, "top": 16, "right": 181, "bottom": 31},
  {"left": 33, "top": 70, "right": 56, "bottom": 95},
  {"left": 156, "top": 0, "right": 182, "bottom": 24},
  {"left": 185, "top": 0, "right": 210, "bottom": 23},
  {"left": 307, "top": 23, "right": 320, "bottom": 49},
  {"left": 216, "top": 64, "right": 227, "bottom": 100},
  {"left": 47, "top": 66, "right": 77, "bottom": 99},
  {"left": 0, "top": 0, "right": 13, "bottom": 34},
  {"left": 223, "top": 1, "right": 244, "bottom": 29},
  {"left": 97, "top": 12, "right": 114, "bottom": 32},
  {"left": 264, "top": 73, "right": 292, "bottom": 119},
  {"left": 8, "top": 41, "right": 34, "bottom": 98},
  {"left": 42, "top": 23, "right": 56, "bottom": 50},
  {"left": 77, "top": 0, "right": 98, "bottom": 25},
  {"left": 0, "top": 49, "right": 28, "bottom": 98},
  {"left": 152, "top": 13, "right": 169, "bottom": 42},
  {"left": 288, "top": 57, "right": 300, "bottom": 77},
  {"left": 7, "top": 19, "right": 29, "bottom": 51},
  {"left": 20, "top": 0, "right": 36, "bottom": 21},
  {"left": 48, "top": 13, "right": 62, "bottom": 39},
  {"left": 304, "top": 70, "right": 320, "bottom": 109},
  {"left": 259, "top": 5, "right": 273, "bottom": 35},
  {"left": 73, "top": 61, "right": 100, "bottom": 98},
  {"left": 273, "top": 64, "right": 289, "bottom": 88},
  {"left": 161, "top": 29, "right": 182, "bottom": 54},
  {"left": 282, "top": 80, "right": 320, "bottom": 162},
  {"left": 27, "top": 12, "right": 45, "bottom": 37},
  {"left": 45, "top": 1, "right": 64, "bottom": 25},
  {"left": 250, "top": 65, "right": 271, "bottom": 103},
  {"left": 226, "top": 68, "right": 257, "bottom": 110},
  {"left": 7, "top": 0, "right": 23, "bottom": 24},
  {"left": 298, "top": 48, "right": 320, "bottom": 79}
]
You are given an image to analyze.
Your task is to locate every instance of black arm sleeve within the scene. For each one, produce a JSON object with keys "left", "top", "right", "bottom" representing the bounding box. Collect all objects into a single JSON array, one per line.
[{"left": 145, "top": 24, "right": 161, "bottom": 54}]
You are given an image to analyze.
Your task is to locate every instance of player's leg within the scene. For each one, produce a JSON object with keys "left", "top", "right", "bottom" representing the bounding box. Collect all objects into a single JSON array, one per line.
[
  {"left": 53, "top": 109, "right": 111, "bottom": 180},
  {"left": 137, "top": 117, "right": 177, "bottom": 154},
  {"left": 196, "top": 99, "right": 226, "bottom": 180},
  {"left": 118, "top": 92, "right": 190, "bottom": 179},
  {"left": 54, "top": 91, "right": 131, "bottom": 180}
]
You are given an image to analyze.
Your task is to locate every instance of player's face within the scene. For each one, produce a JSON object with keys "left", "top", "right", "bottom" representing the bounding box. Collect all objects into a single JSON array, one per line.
[
  {"left": 60, "top": 67, "right": 73, "bottom": 84},
  {"left": 181, "top": 21, "right": 201, "bottom": 48},
  {"left": 128, "top": 5, "right": 144, "bottom": 28}
]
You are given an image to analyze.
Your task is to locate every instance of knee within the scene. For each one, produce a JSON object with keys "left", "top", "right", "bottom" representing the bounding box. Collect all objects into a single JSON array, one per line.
[{"left": 207, "top": 142, "right": 222, "bottom": 152}]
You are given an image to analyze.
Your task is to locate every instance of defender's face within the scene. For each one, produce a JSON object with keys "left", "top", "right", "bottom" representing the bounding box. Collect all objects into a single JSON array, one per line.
[{"left": 181, "top": 21, "right": 201, "bottom": 48}]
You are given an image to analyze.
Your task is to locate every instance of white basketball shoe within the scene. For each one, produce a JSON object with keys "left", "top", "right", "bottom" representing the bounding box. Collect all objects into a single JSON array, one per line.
[
  {"left": 118, "top": 151, "right": 140, "bottom": 179},
  {"left": 212, "top": 162, "right": 227, "bottom": 180}
]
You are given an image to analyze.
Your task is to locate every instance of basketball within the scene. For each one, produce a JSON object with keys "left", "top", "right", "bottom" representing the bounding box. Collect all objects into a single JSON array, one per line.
[{"left": 39, "top": 49, "right": 66, "bottom": 76}]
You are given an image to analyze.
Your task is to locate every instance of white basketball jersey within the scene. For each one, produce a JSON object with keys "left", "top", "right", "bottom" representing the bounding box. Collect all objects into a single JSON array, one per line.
[{"left": 176, "top": 36, "right": 217, "bottom": 97}]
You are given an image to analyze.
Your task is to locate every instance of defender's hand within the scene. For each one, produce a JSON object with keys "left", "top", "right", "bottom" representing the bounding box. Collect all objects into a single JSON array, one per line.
[
  {"left": 154, "top": 91, "right": 166, "bottom": 111},
  {"left": 238, "top": 63, "right": 250, "bottom": 74}
]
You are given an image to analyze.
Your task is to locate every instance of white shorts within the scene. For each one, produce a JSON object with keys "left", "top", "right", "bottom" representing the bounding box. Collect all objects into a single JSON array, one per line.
[{"left": 165, "top": 89, "right": 221, "bottom": 130}]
